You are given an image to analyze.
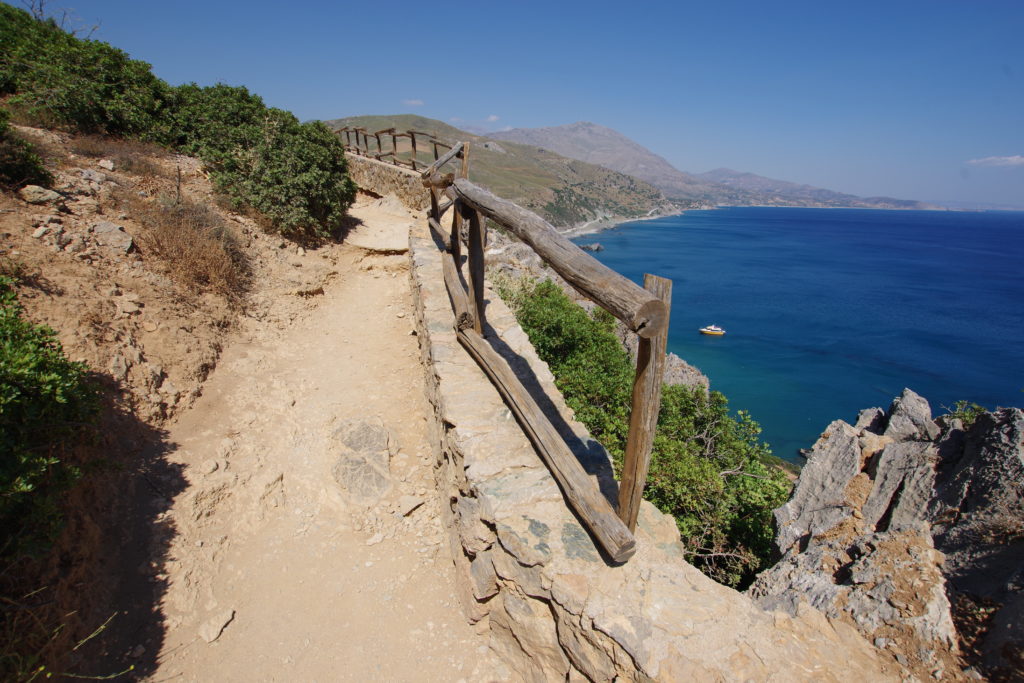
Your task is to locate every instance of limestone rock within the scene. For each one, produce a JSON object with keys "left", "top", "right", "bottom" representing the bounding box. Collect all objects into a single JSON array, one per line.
[
  {"left": 860, "top": 440, "right": 936, "bottom": 531},
  {"left": 758, "top": 392, "right": 1024, "bottom": 679},
  {"left": 751, "top": 529, "right": 958, "bottom": 672},
  {"left": 93, "top": 221, "right": 134, "bottom": 252},
  {"left": 929, "top": 408, "right": 1024, "bottom": 675},
  {"left": 98, "top": 158, "right": 114, "bottom": 170},
  {"left": 773, "top": 420, "right": 862, "bottom": 555},
  {"left": 18, "top": 185, "right": 62, "bottom": 205},
  {"left": 662, "top": 351, "right": 710, "bottom": 391},
  {"left": 884, "top": 388, "right": 940, "bottom": 441}
]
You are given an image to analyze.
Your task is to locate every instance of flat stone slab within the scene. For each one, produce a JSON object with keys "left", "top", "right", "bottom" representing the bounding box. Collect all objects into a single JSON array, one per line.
[{"left": 346, "top": 218, "right": 411, "bottom": 253}]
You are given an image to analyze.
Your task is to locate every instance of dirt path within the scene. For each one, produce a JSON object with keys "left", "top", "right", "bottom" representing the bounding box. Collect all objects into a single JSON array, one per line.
[{"left": 147, "top": 199, "right": 501, "bottom": 681}]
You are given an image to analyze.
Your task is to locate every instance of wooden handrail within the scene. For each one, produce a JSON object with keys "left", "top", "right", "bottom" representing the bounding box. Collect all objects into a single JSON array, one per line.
[
  {"left": 421, "top": 142, "right": 465, "bottom": 179},
  {"left": 446, "top": 178, "right": 667, "bottom": 338},
  {"left": 418, "top": 139, "right": 672, "bottom": 562}
]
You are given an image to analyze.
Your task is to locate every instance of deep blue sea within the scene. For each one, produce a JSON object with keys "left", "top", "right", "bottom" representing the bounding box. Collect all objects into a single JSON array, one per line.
[{"left": 574, "top": 208, "right": 1024, "bottom": 463}]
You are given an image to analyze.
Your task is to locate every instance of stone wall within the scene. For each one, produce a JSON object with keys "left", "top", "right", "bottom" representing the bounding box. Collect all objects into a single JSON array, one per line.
[
  {"left": 407, "top": 224, "right": 897, "bottom": 681},
  {"left": 346, "top": 154, "right": 429, "bottom": 211}
]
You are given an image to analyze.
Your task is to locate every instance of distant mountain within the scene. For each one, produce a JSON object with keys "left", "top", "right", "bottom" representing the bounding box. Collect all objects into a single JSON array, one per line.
[
  {"left": 323, "top": 115, "right": 673, "bottom": 228},
  {"left": 490, "top": 122, "right": 720, "bottom": 204},
  {"left": 698, "top": 168, "right": 929, "bottom": 209},
  {"left": 491, "top": 122, "right": 929, "bottom": 210}
]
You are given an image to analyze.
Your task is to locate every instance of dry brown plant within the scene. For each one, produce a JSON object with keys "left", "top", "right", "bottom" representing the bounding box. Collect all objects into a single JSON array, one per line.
[{"left": 123, "top": 192, "right": 249, "bottom": 304}]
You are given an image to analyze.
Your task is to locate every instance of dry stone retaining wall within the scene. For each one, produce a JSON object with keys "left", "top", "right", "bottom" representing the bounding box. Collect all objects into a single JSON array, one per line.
[{"left": 345, "top": 154, "right": 429, "bottom": 210}]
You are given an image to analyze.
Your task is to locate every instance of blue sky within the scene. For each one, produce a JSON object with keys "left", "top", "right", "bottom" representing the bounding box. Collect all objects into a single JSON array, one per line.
[{"left": 40, "top": 0, "right": 1024, "bottom": 206}]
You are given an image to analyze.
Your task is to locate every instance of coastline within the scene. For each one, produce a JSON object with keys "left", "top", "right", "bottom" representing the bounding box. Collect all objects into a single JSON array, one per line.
[{"left": 562, "top": 206, "right": 688, "bottom": 239}]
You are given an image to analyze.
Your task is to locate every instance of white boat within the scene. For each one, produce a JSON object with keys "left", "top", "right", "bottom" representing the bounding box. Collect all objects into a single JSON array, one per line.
[{"left": 699, "top": 324, "right": 725, "bottom": 336}]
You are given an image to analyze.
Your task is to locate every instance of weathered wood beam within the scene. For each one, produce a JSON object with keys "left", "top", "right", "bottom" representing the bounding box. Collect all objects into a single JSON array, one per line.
[
  {"left": 437, "top": 198, "right": 454, "bottom": 216},
  {"left": 447, "top": 179, "right": 667, "bottom": 338},
  {"left": 457, "top": 328, "right": 636, "bottom": 562},
  {"left": 618, "top": 274, "right": 671, "bottom": 531},
  {"left": 421, "top": 142, "right": 465, "bottom": 178},
  {"left": 427, "top": 209, "right": 474, "bottom": 331},
  {"left": 427, "top": 217, "right": 450, "bottom": 250}
]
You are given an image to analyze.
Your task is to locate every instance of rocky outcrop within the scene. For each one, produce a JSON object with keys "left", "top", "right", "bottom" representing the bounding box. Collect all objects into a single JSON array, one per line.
[
  {"left": 750, "top": 389, "right": 1024, "bottom": 679},
  {"left": 408, "top": 225, "right": 894, "bottom": 680}
]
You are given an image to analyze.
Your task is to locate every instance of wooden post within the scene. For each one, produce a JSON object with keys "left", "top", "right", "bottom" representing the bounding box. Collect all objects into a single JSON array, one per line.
[
  {"left": 617, "top": 274, "right": 671, "bottom": 531},
  {"left": 410, "top": 132, "right": 418, "bottom": 171},
  {"left": 466, "top": 205, "right": 486, "bottom": 334},
  {"left": 460, "top": 141, "right": 470, "bottom": 180},
  {"left": 450, "top": 200, "right": 462, "bottom": 264}
]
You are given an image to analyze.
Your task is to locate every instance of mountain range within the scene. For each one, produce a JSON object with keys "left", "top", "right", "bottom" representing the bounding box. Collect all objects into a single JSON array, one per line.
[{"left": 490, "top": 122, "right": 929, "bottom": 210}]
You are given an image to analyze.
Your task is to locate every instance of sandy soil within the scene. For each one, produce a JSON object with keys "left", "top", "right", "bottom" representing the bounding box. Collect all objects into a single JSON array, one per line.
[{"left": 2, "top": 129, "right": 502, "bottom": 680}]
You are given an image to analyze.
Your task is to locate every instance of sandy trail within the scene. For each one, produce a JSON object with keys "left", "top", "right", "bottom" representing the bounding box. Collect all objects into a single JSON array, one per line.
[{"left": 148, "top": 200, "right": 499, "bottom": 681}]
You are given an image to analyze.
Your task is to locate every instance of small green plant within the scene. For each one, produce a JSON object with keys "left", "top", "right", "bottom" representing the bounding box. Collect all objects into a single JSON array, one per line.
[
  {"left": 0, "top": 276, "right": 98, "bottom": 559},
  {"left": 947, "top": 400, "right": 986, "bottom": 428},
  {"left": 493, "top": 276, "right": 791, "bottom": 587}
]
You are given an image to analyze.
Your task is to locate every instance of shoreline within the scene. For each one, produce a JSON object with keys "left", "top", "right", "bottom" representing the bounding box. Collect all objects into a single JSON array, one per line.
[{"left": 562, "top": 207, "right": 688, "bottom": 239}]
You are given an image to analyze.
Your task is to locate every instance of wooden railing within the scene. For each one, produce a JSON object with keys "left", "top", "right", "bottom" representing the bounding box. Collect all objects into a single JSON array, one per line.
[
  {"left": 336, "top": 126, "right": 452, "bottom": 172},
  {"left": 420, "top": 142, "right": 672, "bottom": 564}
]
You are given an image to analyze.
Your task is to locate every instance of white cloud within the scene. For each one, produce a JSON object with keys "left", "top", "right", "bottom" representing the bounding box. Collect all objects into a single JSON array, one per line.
[
  {"left": 967, "top": 155, "right": 1024, "bottom": 167},
  {"left": 486, "top": 114, "right": 500, "bottom": 122},
  {"left": 402, "top": 99, "right": 424, "bottom": 107},
  {"left": 449, "top": 117, "right": 464, "bottom": 123}
]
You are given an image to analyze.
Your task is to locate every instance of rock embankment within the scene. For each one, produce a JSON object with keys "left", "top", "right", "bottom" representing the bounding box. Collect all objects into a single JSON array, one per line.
[{"left": 750, "top": 389, "right": 1024, "bottom": 680}]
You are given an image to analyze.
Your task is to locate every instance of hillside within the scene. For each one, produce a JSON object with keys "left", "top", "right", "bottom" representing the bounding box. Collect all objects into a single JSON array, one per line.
[
  {"left": 490, "top": 121, "right": 722, "bottom": 204},
  {"left": 491, "top": 122, "right": 929, "bottom": 209},
  {"left": 324, "top": 115, "right": 673, "bottom": 228}
]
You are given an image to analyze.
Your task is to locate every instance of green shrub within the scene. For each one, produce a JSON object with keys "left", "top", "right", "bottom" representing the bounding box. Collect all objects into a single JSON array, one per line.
[
  {"left": 162, "top": 84, "right": 356, "bottom": 238},
  {"left": 0, "top": 277, "right": 98, "bottom": 558},
  {"left": 0, "top": 4, "right": 169, "bottom": 136},
  {"left": 0, "top": 109, "right": 52, "bottom": 189},
  {"left": 494, "top": 276, "right": 791, "bottom": 587}
]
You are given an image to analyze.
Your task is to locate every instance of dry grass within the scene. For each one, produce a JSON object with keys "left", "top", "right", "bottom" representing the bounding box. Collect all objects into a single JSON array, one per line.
[
  {"left": 122, "top": 192, "right": 249, "bottom": 303},
  {"left": 70, "top": 135, "right": 167, "bottom": 177}
]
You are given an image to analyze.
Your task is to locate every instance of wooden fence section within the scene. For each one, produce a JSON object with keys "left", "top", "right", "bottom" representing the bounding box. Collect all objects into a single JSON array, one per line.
[
  {"left": 336, "top": 126, "right": 452, "bottom": 172},
  {"left": 416, "top": 141, "right": 673, "bottom": 563}
]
